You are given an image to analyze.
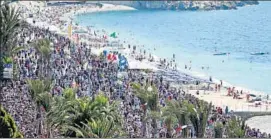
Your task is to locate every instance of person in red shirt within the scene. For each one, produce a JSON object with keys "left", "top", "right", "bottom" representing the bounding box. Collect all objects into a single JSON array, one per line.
[
  {"left": 107, "top": 53, "right": 112, "bottom": 60},
  {"left": 176, "top": 125, "right": 182, "bottom": 133}
]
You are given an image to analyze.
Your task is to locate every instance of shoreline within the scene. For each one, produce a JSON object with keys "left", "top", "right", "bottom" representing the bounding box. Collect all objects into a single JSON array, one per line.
[
  {"left": 62, "top": 3, "right": 136, "bottom": 21},
  {"left": 59, "top": 2, "right": 270, "bottom": 112},
  {"left": 16, "top": 1, "right": 270, "bottom": 112}
]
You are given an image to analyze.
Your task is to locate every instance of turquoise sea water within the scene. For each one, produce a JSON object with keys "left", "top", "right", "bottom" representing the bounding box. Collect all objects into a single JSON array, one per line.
[{"left": 75, "top": 2, "right": 271, "bottom": 93}]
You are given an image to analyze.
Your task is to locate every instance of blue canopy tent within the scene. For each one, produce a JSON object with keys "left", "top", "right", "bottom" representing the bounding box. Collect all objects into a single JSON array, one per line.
[{"left": 119, "top": 55, "right": 128, "bottom": 71}]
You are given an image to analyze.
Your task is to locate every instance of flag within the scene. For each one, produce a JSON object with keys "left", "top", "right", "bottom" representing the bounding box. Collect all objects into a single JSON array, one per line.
[{"left": 110, "top": 32, "right": 117, "bottom": 38}]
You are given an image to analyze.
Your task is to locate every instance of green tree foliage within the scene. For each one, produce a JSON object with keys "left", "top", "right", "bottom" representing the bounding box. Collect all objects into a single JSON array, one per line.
[
  {"left": 0, "top": 0, "right": 20, "bottom": 80},
  {"left": 226, "top": 116, "right": 246, "bottom": 138},
  {"left": 47, "top": 90, "right": 122, "bottom": 138},
  {"left": 27, "top": 78, "right": 53, "bottom": 135},
  {"left": 31, "top": 39, "right": 51, "bottom": 77},
  {"left": 214, "top": 122, "right": 223, "bottom": 138},
  {"left": 27, "top": 79, "right": 52, "bottom": 110},
  {"left": 0, "top": 105, "right": 23, "bottom": 138},
  {"left": 162, "top": 99, "right": 192, "bottom": 138},
  {"left": 131, "top": 82, "right": 160, "bottom": 137},
  {"left": 189, "top": 100, "right": 212, "bottom": 138},
  {"left": 66, "top": 116, "right": 125, "bottom": 138}
]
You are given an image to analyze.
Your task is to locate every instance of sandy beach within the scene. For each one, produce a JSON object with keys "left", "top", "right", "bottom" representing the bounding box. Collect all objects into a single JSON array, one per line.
[{"left": 11, "top": 1, "right": 271, "bottom": 134}]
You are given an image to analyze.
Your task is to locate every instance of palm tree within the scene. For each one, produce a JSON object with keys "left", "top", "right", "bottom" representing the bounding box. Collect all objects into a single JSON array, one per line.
[
  {"left": 131, "top": 82, "right": 160, "bottom": 138},
  {"left": 162, "top": 104, "right": 177, "bottom": 138},
  {"left": 46, "top": 88, "right": 76, "bottom": 135},
  {"left": 6, "top": 46, "right": 25, "bottom": 79},
  {"left": 32, "top": 39, "right": 51, "bottom": 77},
  {"left": 47, "top": 91, "right": 122, "bottom": 137},
  {"left": 0, "top": 104, "right": 23, "bottom": 138},
  {"left": 162, "top": 99, "right": 192, "bottom": 138},
  {"left": 65, "top": 116, "right": 125, "bottom": 138},
  {"left": 27, "top": 78, "right": 52, "bottom": 136},
  {"left": 0, "top": 0, "right": 20, "bottom": 80},
  {"left": 189, "top": 100, "right": 212, "bottom": 138},
  {"left": 225, "top": 116, "right": 246, "bottom": 138},
  {"left": 214, "top": 122, "right": 223, "bottom": 138}
]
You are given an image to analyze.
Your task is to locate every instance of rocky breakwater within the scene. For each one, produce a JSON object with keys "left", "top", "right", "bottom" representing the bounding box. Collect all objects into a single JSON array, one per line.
[{"left": 100, "top": 1, "right": 259, "bottom": 11}]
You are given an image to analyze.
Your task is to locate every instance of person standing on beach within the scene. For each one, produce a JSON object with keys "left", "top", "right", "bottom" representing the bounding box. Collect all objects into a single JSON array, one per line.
[
  {"left": 225, "top": 106, "right": 229, "bottom": 115},
  {"left": 209, "top": 76, "right": 212, "bottom": 82}
]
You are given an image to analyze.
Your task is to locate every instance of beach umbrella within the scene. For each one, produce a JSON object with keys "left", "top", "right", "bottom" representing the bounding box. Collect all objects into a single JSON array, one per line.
[{"left": 249, "top": 94, "right": 256, "bottom": 97}]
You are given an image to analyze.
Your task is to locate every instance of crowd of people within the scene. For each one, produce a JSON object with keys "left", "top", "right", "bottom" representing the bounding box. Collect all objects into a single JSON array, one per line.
[{"left": 0, "top": 1, "right": 270, "bottom": 138}]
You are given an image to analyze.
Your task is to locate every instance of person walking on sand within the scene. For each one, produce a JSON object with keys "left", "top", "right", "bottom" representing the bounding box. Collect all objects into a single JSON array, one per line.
[{"left": 227, "top": 87, "right": 231, "bottom": 96}]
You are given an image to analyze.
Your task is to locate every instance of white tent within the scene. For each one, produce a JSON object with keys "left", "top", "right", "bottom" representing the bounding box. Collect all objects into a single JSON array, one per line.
[{"left": 128, "top": 59, "right": 157, "bottom": 71}]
